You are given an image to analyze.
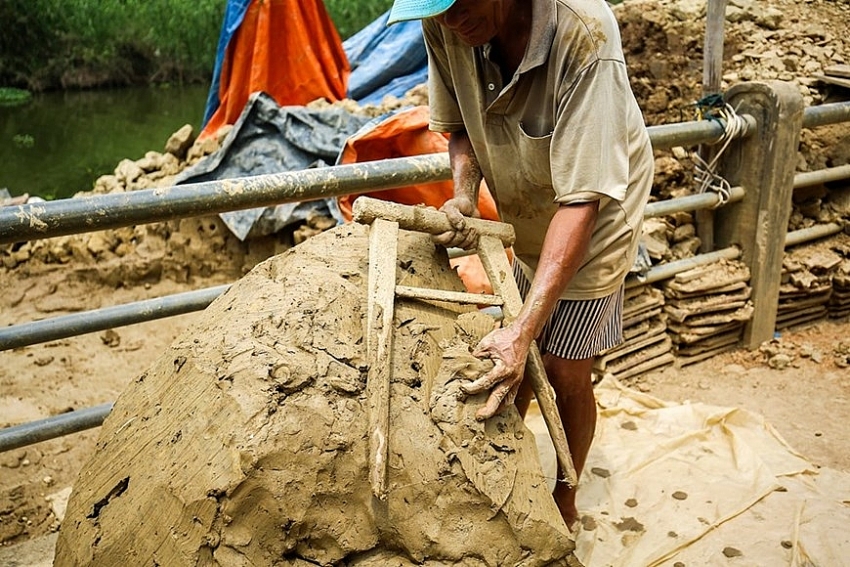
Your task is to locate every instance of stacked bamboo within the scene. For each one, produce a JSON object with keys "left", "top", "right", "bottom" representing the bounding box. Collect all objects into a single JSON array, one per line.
[
  {"left": 593, "top": 284, "right": 673, "bottom": 382},
  {"left": 661, "top": 260, "right": 754, "bottom": 366},
  {"left": 778, "top": 244, "right": 841, "bottom": 329}
]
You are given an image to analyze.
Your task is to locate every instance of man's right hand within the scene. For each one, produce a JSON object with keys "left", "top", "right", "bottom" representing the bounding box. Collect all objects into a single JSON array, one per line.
[{"left": 432, "top": 196, "right": 481, "bottom": 250}]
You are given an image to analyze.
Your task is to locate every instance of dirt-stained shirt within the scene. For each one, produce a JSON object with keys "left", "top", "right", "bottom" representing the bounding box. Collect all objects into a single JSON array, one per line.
[{"left": 424, "top": 0, "right": 654, "bottom": 300}]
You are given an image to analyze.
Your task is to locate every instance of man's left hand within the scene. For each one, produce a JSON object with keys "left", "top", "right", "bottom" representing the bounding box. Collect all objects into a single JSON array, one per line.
[{"left": 461, "top": 325, "right": 530, "bottom": 420}]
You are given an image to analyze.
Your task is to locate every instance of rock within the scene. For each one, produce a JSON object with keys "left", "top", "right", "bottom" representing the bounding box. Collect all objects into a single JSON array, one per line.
[
  {"left": 114, "top": 159, "right": 144, "bottom": 185},
  {"left": 164, "top": 124, "right": 195, "bottom": 160}
]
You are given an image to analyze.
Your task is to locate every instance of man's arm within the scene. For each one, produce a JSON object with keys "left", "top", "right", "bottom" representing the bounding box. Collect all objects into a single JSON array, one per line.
[
  {"left": 433, "top": 130, "right": 484, "bottom": 250},
  {"left": 463, "top": 200, "right": 599, "bottom": 419}
]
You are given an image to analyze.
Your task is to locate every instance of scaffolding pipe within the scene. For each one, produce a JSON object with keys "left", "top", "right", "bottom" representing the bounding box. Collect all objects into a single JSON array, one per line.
[
  {"left": 644, "top": 186, "right": 745, "bottom": 218},
  {"left": 793, "top": 165, "right": 850, "bottom": 189},
  {"left": 626, "top": 247, "right": 742, "bottom": 289},
  {"left": 647, "top": 114, "right": 756, "bottom": 150},
  {"left": 0, "top": 403, "right": 113, "bottom": 453},
  {"left": 1, "top": 185, "right": 749, "bottom": 351},
  {"left": 802, "top": 101, "right": 850, "bottom": 129},
  {"left": 0, "top": 154, "right": 453, "bottom": 245},
  {"left": 0, "top": 285, "right": 229, "bottom": 351},
  {"left": 785, "top": 223, "right": 843, "bottom": 248},
  {"left": 0, "top": 117, "right": 760, "bottom": 247}
]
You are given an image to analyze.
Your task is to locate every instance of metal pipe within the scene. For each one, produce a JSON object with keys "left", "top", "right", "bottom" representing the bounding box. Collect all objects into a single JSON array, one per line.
[
  {"left": 0, "top": 153, "right": 453, "bottom": 245},
  {"left": 802, "top": 101, "right": 850, "bottom": 129},
  {"left": 793, "top": 165, "right": 850, "bottom": 189},
  {"left": 0, "top": 403, "right": 112, "bottom": 453},
  {"left": 0, "top": 285, "right": 229, "bottom": 351},
  {"left": 785, "top": 223, "right": 843, "bottom": 248},
  {"left": 644, "top": 185, "right": 745, "bottom": 218},
  {"left": 626, "top": 247, "right": 742, "bottom": 289},
  {"left": 0, "top": 115, "right": 762, "bottom": 247},
  {"left": 647, "top": 114, "right": 756, "bottom": 150}
]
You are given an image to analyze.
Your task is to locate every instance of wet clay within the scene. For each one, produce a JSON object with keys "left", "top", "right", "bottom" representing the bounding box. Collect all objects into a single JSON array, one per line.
[{"left": 53, "top": 224, "right": 576, "bottom": 566}]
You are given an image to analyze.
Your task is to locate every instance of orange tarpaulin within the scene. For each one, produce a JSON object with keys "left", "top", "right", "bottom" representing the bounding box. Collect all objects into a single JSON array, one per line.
[
  {"left": 337, "top": 106, "right": 506, "bottom": 295},
  {"left": 200, "top": 0, "right": 349, "bottom": 140}
]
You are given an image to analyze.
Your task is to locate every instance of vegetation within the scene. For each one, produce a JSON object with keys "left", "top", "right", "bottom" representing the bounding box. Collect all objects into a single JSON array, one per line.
[
  {"left": 326, "top": 0, "right": 394, "bottom": 40},
  {"left": 0, "top": 87, "right": 33, "bottom": 107},
  {"left": 0, "top": 0, "right": 393, "bottom": 92}
]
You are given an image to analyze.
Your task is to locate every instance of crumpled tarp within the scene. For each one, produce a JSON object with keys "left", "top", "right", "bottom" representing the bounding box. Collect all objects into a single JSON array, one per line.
[
  {"left": 200, "top": 0, "right": 350, "bottom": 139},
  {"left": 528, "top": 376, "right": 850, "bottom": 567},
  {"left": 342, "top": 11, "right": 427, "bottom": 106},
  {"left": 176, "top": 92, "right": 372, "bottom": 240}
]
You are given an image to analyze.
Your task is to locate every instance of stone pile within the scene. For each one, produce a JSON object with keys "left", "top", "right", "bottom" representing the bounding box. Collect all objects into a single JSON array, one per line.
[
  {"left": 830, "top": 255, "right": 850, "bottom": 319},
  {"left": 661, "top": 259, "right": 754, "bottom": 366},
  {"left": 594, "top": 284, "right": 673, "bottom": 383},
  {"left": 779, "top": 242, "right": 843, "bottom": 329}
]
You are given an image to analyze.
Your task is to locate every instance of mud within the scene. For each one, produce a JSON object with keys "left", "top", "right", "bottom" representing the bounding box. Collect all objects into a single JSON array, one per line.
[{"left": 53, "top": 225, "right": 576, "bottom": 566}]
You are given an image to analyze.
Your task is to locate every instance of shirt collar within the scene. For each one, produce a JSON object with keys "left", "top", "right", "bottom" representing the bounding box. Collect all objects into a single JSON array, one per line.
[{"left": 519, "top": 0, "right": 556, "bottom": 74}]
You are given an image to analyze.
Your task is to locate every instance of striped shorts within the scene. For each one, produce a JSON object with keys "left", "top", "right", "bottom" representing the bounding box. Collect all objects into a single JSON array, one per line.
[{"left": 513, "top": 263, "right": 624, "bottom": 360}]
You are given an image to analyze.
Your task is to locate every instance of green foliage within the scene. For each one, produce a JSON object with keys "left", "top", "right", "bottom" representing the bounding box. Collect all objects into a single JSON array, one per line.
[
  {"left": 0, "top": 87, "right": 33, "bottom": 107},
  {"left": 0, "top": 0, "right": 393, "bottom": 90},
  {"left": 325, "top": 0, "right": 394, "bottom": 40},
  {"left": 0, "top": 0, "right": 223, "bottom": 90},
  {"left": 13, "top": 134, "right": 35, "bottom": 149}
]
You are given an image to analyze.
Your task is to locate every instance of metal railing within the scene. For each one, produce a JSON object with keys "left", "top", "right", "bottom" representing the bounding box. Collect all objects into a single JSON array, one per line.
[{"left": 2, "top": 95, "right": 850, "bottom": 453}]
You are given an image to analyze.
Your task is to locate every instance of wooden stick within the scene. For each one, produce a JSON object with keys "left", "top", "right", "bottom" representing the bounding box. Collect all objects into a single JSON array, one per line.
[
  {"left": 476, "top": 235, "right": 578, "bottom": 487},
  {"left": 352, "top": 196, "right": 516, "bottom": 247},
  {"left": 395, "top": 285, "right": 503, "bottom": 306},
  {"left": 365, "top": 218, "right": 398, "bottom": 500}
]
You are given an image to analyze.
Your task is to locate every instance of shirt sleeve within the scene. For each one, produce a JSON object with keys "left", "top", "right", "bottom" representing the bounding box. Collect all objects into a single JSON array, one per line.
[
  {"left": 422, "top": 20, "right": 465, "bottom": 133},
  {"left": 550, "top": 59, "right": 633, "bottom": 204}
]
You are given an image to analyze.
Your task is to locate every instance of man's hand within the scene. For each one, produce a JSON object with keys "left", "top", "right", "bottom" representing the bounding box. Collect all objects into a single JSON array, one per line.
[
  {"left": 461, "top": 324, "right": 531, "bottom": 420},
  {"left": 432, "top": 196, "right": 480, "bottom": 250}
]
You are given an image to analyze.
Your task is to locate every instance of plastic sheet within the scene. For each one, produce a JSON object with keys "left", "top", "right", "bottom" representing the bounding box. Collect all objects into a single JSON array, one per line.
[{"left": 528, "top": 377, "right": 850, "bottom": 566}]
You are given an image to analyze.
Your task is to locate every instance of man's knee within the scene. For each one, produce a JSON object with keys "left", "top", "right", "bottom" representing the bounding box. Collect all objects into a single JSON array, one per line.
[{"left": 542, "top": 354, "right": 595, "bottom": 397}]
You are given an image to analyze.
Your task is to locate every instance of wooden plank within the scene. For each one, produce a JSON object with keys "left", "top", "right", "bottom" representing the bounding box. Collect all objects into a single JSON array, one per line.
[
  {"left": 352, "top": 196, "right": 516, "bottom": 247},
  {"left": 476, "top": 235, "right": 578, "bottom": 487},
  {"left": 365, "top": 218, "right": 398, "bottom": 500},
  {"left": 395, "top": 285, "right": 503, "bottom": 306}
]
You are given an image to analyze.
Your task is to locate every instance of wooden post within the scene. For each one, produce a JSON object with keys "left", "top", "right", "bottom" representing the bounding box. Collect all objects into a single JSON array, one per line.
[
  {"left": 714, "top": 81, "right": 804, "bottom": 349},
  {"left": 365, "top": 218, "right": 398, "bottom": 500},
  {"left": 695, "top": 0, "right": 728, "bottom": 253}
]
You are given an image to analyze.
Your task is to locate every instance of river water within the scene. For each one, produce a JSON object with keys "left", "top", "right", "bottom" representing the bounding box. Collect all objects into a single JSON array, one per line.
[{"left": 0, "top": 84, "right": 209, "bottom": 200}]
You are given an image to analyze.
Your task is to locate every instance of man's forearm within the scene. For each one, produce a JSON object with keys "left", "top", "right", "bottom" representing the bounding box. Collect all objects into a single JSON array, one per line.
[
  {"left": 448, "top": 131, "right": 482, "bottom": 203},
  {"left": 514, "top": 202, "right": 599, "bottom": 342}
]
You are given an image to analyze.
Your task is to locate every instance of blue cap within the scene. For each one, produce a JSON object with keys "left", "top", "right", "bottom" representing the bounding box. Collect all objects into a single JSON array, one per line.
[{"left": 387, "top": 0, "right": 457, "bottom": 24}]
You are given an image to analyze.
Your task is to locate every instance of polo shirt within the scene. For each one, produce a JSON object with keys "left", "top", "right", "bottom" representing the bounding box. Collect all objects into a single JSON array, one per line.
[{"left": 423, "top": 0, "right": 654, "bottom": 300}]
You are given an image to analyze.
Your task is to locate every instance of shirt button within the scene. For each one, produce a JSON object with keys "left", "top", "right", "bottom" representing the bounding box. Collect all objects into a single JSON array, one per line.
[{"left": 488, "top": 83, "right": 495, "bottom": 91}]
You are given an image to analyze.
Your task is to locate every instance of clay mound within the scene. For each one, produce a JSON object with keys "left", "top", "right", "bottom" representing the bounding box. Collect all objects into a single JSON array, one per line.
[{"left": 53, "top": 223, "right": 575, "bottom": 566}]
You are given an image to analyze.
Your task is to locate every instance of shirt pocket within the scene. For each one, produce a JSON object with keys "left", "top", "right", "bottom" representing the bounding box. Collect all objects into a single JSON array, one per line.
[{"left": 517, "top": 122, "right": 553, "bottom": 188}]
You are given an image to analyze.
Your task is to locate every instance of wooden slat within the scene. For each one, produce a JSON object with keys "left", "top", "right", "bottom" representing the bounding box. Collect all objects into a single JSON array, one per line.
[
  {"left": 365, "top": 218, "right": 398, "bottom": 500},
  {"left": 395, "top": 285, "right": 503, "bottom": 306},
  {"left": 476, "top": 235, "right": 578, "bottom": 487}
]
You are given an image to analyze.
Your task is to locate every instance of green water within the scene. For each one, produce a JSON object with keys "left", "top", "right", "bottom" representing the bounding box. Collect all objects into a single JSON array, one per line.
[{"left": 0, "top": 84, "right": 209, "bottom": 200}]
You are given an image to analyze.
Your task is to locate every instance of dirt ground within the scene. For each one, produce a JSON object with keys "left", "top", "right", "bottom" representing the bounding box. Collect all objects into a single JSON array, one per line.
[{"left": 2, "top": 0, "right": 850, "bottom": 560}]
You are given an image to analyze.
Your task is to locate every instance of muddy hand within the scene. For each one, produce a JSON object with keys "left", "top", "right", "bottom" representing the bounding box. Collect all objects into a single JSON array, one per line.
[
  {"left": 432, "top": 197, "right": 480, "bottom": 250},
  {"left": 460, "top": 327, "right": 528, "bottom": 420}
]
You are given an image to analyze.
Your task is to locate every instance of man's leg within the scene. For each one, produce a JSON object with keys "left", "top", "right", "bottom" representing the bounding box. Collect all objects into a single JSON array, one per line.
[
  {"left": 542, "top": 354, "right": 596, "bottom": 529},
  {"left": 513, "top": 354, "right": 596, "bottom": 528}
]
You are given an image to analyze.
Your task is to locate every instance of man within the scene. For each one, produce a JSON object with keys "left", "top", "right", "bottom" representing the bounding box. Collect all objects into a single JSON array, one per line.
[{"left": 387, "top": 0, "right": 653, "bottom": 528}]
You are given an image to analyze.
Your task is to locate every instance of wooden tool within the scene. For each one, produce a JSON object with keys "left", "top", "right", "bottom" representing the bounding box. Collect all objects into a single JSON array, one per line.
[{"left": 354, "top": 197, "right": 578, "bottom": 499}]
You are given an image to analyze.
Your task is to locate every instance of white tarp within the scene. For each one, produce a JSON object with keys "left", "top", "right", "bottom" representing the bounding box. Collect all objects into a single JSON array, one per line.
[{"left": 528, "top": 376, "right": 850, "bottom": 567}]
